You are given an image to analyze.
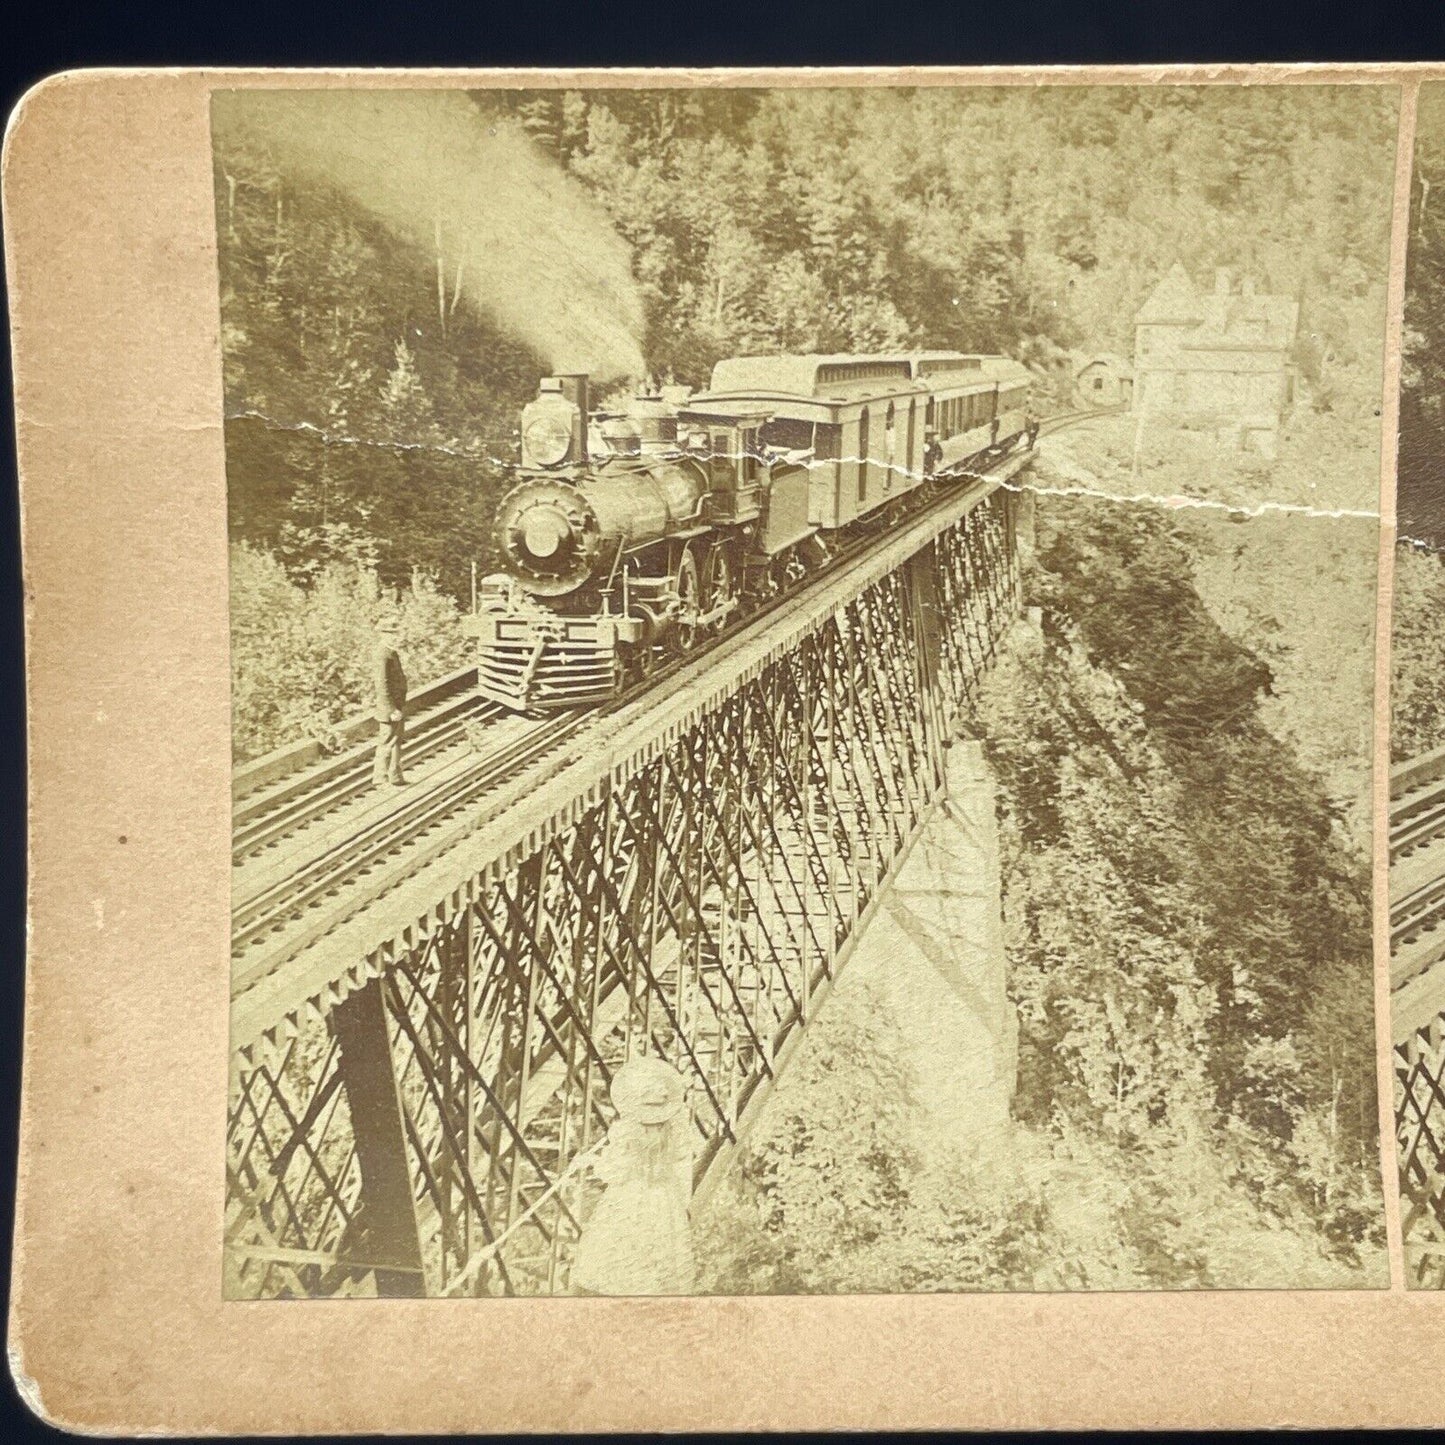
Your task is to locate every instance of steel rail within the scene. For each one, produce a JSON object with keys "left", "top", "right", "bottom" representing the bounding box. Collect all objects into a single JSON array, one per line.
[
  {"left": 1390, "top": 759, "right": 1445, "bottom": 1043},
  {"left": 1394, "top": 801, "right": 1445, "bottom": 861},
  {"left": 1392, "top": 875, "right": 1445, "bottom": 951},
  {"left": 1390, "top": 742, "right": 1445, "bottom": 801},
  {"left": 1388, "top": 772, "right": 1445, "bottom": 973},
  {"left": 233, "top": 665, "right": 481, "bottom": 801},
  {"left": 1391, "top": 776, "right": 1445, "bottom": 862},
  {"left": 232, "top": 694, "right": 500, "bottom": 864},
  {"left": 232, "top": 710, "right": 589, "bottom": 975}
]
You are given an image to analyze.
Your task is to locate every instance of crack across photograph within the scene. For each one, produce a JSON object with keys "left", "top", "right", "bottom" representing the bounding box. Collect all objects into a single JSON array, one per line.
[{"left": 218, "top": 84, "right": 1396, "bottom": 1298}]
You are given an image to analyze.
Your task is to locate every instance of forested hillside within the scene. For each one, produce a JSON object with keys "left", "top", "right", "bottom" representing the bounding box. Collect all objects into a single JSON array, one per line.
[
  {"left": 697, "top": 495, "right": 1383, "bottom": 1292},
  {"left": 1400, "top": 84, "right": 1445, "bottom": 552},
  {"left": 1394, "top": 84, "right": 1445, "bottom": 764},
  {"left": 503, "top": 87, "right": 1392, "bottom": 400}
]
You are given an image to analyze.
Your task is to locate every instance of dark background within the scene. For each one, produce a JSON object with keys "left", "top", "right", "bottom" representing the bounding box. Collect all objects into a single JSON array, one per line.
[{"left": 2, "top": 2, "right": 1445, "bottom": 1441}]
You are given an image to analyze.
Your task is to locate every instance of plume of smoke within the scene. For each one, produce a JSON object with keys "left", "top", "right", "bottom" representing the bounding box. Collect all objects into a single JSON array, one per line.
[{"left": 212, "top": 89, "right": 647, "bottom": 381}]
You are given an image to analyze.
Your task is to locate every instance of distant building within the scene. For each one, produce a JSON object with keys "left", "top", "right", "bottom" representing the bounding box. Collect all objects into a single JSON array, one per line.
[
  {"left": 1074, "top": 353, "right": 1134, "bottom": 408},
  {"left": 1133, "top": 263, "right": 1299, "bottom": 455}
]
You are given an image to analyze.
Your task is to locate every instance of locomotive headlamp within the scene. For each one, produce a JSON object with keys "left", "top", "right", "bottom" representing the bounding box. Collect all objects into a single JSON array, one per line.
[{"left": 523, "top": 411, "right": 574, "bottom": 467}]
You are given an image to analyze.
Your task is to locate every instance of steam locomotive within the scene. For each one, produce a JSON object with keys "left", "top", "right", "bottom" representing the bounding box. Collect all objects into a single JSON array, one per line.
[{"left": 466, "top": 351, "right": 1037, "bottom": 712}]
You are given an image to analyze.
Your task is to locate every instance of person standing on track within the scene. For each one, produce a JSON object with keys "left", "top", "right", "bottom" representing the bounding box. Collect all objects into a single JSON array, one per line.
[{"left": 372, "top": 615, "right": 409, "bottom": 788}]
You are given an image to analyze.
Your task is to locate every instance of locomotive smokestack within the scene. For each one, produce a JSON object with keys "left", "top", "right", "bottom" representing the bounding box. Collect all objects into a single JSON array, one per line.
[{"left": 554, "top": 373, "right": 590, "bottom": 466}]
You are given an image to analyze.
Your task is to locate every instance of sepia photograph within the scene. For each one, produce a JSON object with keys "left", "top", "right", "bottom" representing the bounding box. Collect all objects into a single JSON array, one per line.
[
  {"left": 217, "top": 82, "right": 1397, "bottom": 1300},
  {"left": 1391, "top": 80, "right": 1445, "bottom": 1291}
]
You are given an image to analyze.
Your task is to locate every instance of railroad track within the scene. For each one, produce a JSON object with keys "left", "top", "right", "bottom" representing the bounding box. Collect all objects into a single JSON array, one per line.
[
  {"left": 1390, "top": 746, "right": 1445, "bottom": 997},
  {"left": 1036, "top": 404, "right": 1125, "bottom": 438},
  {"left": 230, "top": 407, "right": 1121, "bottom": 971},
  {"left": 232, "top": 709, "right": 587, "bottom": 975},
  {"left": 1392, "top": 785, "right": 1445, "bottom": 863},
  {"left": 232, "top": 668, "right": 493, "bottom": 865}
]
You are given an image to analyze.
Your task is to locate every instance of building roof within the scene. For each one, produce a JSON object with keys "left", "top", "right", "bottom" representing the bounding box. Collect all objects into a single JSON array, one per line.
[
  {"left": 1075, "top": 353, "right": 1134, "bottom": 378},
  {"left": 706, "top": 352, "right": 1026, "bottom": 399},
  {"left": 1135, "top": 263, "right": 1203, "bottom": 324},
  {"left": 1187, "top": 294, "right": 1299, "bottom": 352},
  {"left": 1135, "top": 264, "right": 1299, "bottom": 355}
]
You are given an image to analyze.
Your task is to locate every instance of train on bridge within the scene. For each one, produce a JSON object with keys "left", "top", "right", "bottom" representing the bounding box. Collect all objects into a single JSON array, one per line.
[{"left": 466, "top": 352, "right": 1038, "bottom": 712}]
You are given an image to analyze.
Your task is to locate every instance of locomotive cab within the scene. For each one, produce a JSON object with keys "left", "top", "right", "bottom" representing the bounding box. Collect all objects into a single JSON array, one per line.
[
  {"left": 674, "top": 408, "right": 768, "bottom": 526},
  {"left": 678, "top": 405, "right": 814, "bottom": 558}
]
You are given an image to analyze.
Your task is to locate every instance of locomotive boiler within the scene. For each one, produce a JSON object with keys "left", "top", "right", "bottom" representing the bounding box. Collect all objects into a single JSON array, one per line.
[{"left": 468, "top": 353, "right": 1036, "bottom": 712}]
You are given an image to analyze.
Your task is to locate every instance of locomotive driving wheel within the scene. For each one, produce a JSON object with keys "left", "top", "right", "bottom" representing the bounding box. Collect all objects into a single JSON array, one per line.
[
  {"left": 702, "top": 544, "right": 734, "bottom": 635},
  {"left": 673, "top": 546, "right": 701, "bottom": 653}
]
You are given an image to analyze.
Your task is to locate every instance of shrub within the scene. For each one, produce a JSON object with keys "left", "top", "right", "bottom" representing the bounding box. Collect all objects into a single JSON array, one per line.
[{"left": 230, "top": 542, "right": 473, "bottom": 762}]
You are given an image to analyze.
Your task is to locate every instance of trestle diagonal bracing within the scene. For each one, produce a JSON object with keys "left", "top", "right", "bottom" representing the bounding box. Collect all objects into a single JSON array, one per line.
[{"left": 226, "top": 481, "right": 1023, "bottom": 1299}]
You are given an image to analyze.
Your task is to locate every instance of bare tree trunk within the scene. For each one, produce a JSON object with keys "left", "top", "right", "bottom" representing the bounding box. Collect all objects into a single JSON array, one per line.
[{"left": 449, "top": 256, "right": 466, "bottom": 317}]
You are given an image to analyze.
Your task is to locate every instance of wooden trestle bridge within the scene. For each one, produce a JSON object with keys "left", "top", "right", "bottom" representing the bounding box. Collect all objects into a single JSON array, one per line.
[
  {"left": 1391, "top": 743, "right": 1445, "bottom": 1288},
  {"left": 226, "top": 449, "right": 1034, "bottom": 1299}
]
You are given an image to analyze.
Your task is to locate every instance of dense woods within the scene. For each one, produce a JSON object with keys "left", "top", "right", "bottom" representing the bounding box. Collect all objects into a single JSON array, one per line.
[
  {"left": 1400, "top": 85, "right": 1445, "bottom": 551},
  {"left": 1393, "top": 84, "right": 1445, "bottom": 764},
  {"left": 504, "top": 87, "right": 1392, "bottom": 399}
]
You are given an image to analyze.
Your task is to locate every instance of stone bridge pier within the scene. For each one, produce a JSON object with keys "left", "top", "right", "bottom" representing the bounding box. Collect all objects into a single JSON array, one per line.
[
  {"left": 893, "top": 741, "right": 1018, "bottom": 1151},
  {"left": 843, "top": 738, "right": 1019, "bottom": 1162}
]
